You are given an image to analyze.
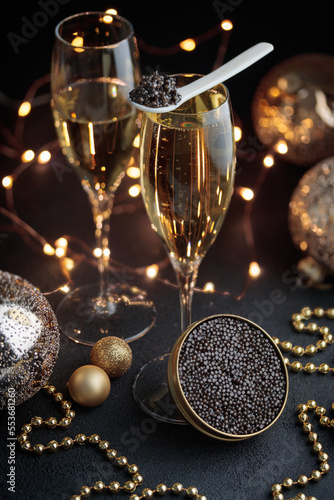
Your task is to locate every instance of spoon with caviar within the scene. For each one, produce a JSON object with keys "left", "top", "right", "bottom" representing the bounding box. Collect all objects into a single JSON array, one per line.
[{"left": 129, "top": 42, "right": 273, "bottom": 113}]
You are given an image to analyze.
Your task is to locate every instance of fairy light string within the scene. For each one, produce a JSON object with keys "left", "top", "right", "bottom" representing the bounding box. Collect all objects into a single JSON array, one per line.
[{"left": 0, "top": 9, "right": 276, "bottom": 298}]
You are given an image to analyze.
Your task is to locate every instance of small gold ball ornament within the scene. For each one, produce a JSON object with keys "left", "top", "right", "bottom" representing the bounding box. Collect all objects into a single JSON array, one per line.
[
  {"left": 90, "top": 336, "right": 133, "bottom": 378},
  {"left": 68, "top": 365, "right": 111, "bottom": 407}
]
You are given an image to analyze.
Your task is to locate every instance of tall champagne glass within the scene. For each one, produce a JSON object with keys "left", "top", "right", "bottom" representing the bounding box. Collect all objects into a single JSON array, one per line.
[
  {"left": 51, "top": 12, "right": 156, "bottom": 345},
  {"left": 133, "top": 74, "right": 235, "bottom": 422}
]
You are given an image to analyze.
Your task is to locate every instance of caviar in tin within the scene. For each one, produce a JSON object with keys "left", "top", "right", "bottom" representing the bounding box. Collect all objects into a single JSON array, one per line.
[{"left": 178, "top": 316, "right": 287, "bottom": 435}]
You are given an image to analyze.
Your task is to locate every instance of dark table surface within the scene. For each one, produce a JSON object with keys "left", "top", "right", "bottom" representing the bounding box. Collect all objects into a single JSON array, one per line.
[{"left": 1, "top": 1, "right": 334, "bottom": 499}]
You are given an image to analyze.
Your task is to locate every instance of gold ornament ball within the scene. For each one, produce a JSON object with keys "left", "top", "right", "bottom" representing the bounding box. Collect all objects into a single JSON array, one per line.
[
  {"left": 289, "top": 157, "right": 334, "bottom": 277},
  {"left": 252, "top": 53, "right": 334, "bottom": 166},
  {"left": 90, "top": 336, "right": 133, "bottom": 378},
  {"left": 68, "top": 365, "right": 111, "bottom": 407}
]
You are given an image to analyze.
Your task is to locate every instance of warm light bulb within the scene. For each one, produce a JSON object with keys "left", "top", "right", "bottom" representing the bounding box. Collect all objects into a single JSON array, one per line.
[
  {"left": 2, "top": 175, "right": 13, "bottom": 189},
  {"left": 129, "top": 184, "right": 141, "bottom": 197},
  {"left": 63, "top": 258, "right": 75, "bottom": 271},
  {"left": 103, "top": 248, "right": 110, "bottom": 257},
  {"left": 234, "top": 126, "right": 242, "bottom": 141},
  {"left": 179, "top": 38, "right": 196, "bottom": 51},
  {"left": 249, "top": 261, "right": 261, "bottom": 278},
  {"left": 275, "top": 140, "right": 288, "bottom": 154},
  {"left": 55, "top": 246, "right": 66, "bottom": 258},
  {"left": 127, "top": 166, "right": 140, "bottom": 178},
  {"left": 146, "top": 264, "right": 159, "bottom": 278},
  {"left": 21, "top": 150, "right": 35, "bottom": 163},
  {"left": 55, "top": 237, "right": 68, "bottom": 248},
  {"left": 93, "top": 248, "right": 103, "bottom": 258},
  {"left": 239, "top": 187, "right": 254, "bottom": 201},
  {"left": 203, "top": 282, "right": 215, "bottom": 292},
  {"left": 263, "top": 154, "right": 274, "bottom": 168},
  {"left": 60, "top": 284, "right": 70, "bottom": 293},
  {"left": 221, "top": 20, "right": 233, "bottom": 31},
  {"left": 37, "top": 150, "right": 51, "bottom": 164},
  {"left": 43, "top": 243, "right": 55, "bottom": 256},
  {"left": 105, "top": 8, "right": 118, "bottom": 15},
  {"left": 18, "top": 101, "right": 31, "bottom": 117}
]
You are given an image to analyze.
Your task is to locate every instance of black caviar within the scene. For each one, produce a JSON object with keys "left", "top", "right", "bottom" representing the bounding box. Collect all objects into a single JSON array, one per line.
[
  {"left": 178, "top": 316, "right": 287, "bottom": 436},
  {"left": 129, "top": 72, "right": 181, "bottom": 108}
]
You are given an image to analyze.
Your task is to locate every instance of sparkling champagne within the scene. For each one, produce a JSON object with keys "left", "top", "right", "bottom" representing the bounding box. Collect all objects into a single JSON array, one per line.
[
  {"left": 140, "top": 89, "right": 235, "bottom": 264},
  {"left": 53, "top": 78, "right": 138, "bottom": 191}
]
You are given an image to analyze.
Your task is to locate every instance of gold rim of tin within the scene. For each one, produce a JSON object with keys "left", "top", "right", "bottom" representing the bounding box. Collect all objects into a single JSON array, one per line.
[{"left": 168, "top": 314, "right": 289, "bottom": 441}]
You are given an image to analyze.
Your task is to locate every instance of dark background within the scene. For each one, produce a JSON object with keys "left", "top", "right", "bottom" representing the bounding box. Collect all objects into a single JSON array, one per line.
[{"left": 1, "top": 1, "right": 334, "bottom": 499}]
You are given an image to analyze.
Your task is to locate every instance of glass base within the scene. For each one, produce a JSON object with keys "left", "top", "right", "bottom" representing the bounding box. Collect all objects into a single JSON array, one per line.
[
  {"left": 132, "top": 353, "right": 187, "bottom": 424},
  {"left": 56, "top": 282, "right": 156, "bottom": 345}
]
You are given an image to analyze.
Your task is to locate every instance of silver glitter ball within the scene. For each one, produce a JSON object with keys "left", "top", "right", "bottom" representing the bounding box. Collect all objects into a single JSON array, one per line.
[
  {"left": 289, "top": 157, "right": 334, "bottom": 275},
  {"left": 0, "top": 271, "right": 60, "bottom": 408}
]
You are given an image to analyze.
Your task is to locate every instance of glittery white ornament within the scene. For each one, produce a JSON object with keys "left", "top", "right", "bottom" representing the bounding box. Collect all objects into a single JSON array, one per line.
[{"left": 0, "top": 271, "right": 59, "bottom": 409}]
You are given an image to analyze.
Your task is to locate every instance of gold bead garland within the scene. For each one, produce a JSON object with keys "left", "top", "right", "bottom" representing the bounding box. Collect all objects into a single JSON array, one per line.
[
  {"left": 269, "top": 305, "right": 334, "bottom": 500},
  {"left": 272, "top": 307, "right": 334, "bottom": 373},
  {"left": 270, "top": 400, "right": 333, "bottom": 500},
  {"left": 16, "top": 384, "right": 207, "bottom": 499}
]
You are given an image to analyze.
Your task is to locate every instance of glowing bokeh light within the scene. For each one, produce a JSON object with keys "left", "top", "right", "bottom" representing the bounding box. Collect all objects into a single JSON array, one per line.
[
  {"left": 221, "top": 20, "right": 233, "bottom": 31},
  {"left": 239, "top": 187, "right": 254, "bottom": 201},
  {"left": 234, "top": 126, "right": 242, "bottom": 141},
  {"left": 203, "top": 282, "right": 215, "bottom": 292},
  {"left": 146, "top": 264, "right": 159, "bottom": 278},
  {"left": 129, "top": 184, "right": 141, "bottom": 197},
  {"left": 249, "top": 261, "right": 261, "bottom": 278},
  {"left": 2, "top": 176, "right": 13, "bottom": 189},
  {"left": 179, "top": 38, "right": 196, "bottom": 51},
  {"left": 22, "top": 150, "right": 35, "bottom": 163},
  {"left": 18, "top": 102, "right": 31, "bottom": 117},
  {"left": 263, "top": 154, "right": 274, "bottom": 168},
  {"left": 37, "top": 150, "right": 51, "bottom": 164}
]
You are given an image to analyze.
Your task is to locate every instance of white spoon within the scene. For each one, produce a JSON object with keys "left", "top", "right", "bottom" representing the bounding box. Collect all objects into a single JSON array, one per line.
[{"left": 130, "top": 42, "right": 273, "bottom": 114}]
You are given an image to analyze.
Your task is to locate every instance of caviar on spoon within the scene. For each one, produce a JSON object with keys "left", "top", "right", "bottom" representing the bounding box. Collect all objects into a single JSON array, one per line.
[{"left": 129, "top": 42, "right": 273, "bottom": 113}]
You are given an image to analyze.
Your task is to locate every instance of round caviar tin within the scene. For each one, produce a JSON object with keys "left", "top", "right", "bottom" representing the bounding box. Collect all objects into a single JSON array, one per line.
[{"left": 168, "top": 314, "right": 289, "bottom": 441}]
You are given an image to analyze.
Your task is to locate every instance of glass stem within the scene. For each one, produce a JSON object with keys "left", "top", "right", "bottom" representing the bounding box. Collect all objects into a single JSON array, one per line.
[
  {"left": 175, "top": 262, "right": 200, "bottom": 333},
  {"left": 91, "top": 193, "right": 115, "bottom": 299}
]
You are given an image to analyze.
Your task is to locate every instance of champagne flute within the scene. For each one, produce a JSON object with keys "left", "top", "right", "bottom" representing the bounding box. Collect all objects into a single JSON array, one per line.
[
  {"left": 51, "top": 12, "right": 156, "bottom": 345},
  {"left": 133, "top": 74, "right": 235, "bottom": 422}
]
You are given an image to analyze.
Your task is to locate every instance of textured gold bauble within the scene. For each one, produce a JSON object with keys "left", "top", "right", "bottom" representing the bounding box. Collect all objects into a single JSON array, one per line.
[
  {"left": 67, "top": 365, "right": 110, "bottom": 407},
  {"left": 289, "top": 157, "right": 334, "bottom": 276},
  {"left": 252, "top": 53, "right": 334, "bottom": 166},
  {"left": 90, "top": 336, "right": 133, "bottom": 378}
]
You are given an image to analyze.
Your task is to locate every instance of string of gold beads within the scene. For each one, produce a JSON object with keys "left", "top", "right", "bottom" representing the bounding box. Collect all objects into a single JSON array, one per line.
[
  {"left": 270, "top": 400, "right": 333, "bottom": 500},
  {"left": 272, "top": 307, "right": 334, "bottom": 373},
  {"left": 17, "top": 384, "right": 206, "bottom": 500}
]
